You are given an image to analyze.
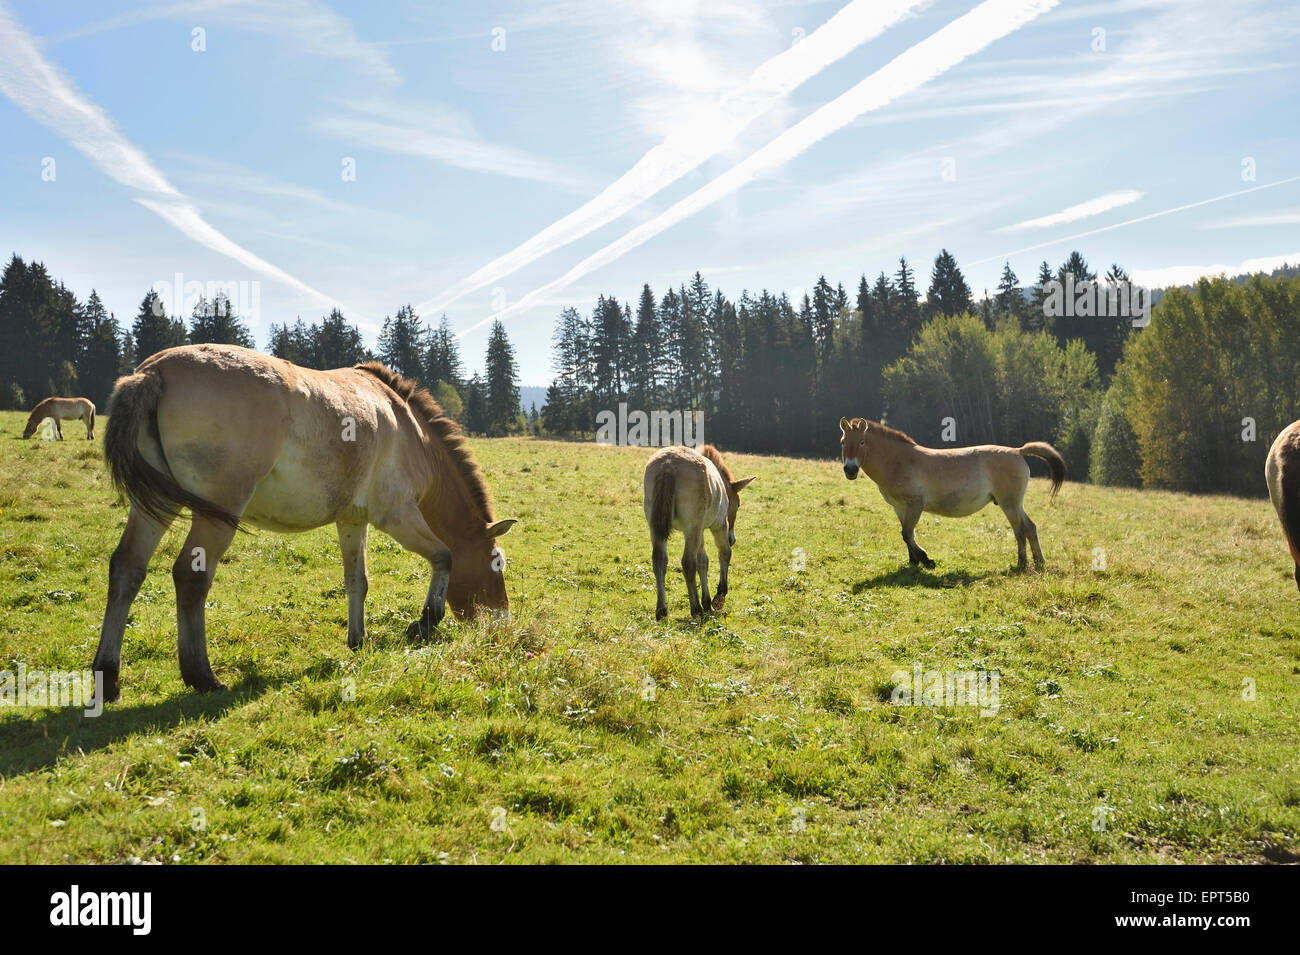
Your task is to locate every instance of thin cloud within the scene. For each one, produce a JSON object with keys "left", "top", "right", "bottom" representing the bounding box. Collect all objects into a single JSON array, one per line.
[
  {"left": 0, "top": 3, "right": 336, "bottom": 305},
  {"left": 1203, "top": 208, "right": 1300, "bottom": 229},
  {"left": 50, "top": 0, "right": 400, "bottom": 86},
  {"left": 998, "top": 190, "right": 1144, "bottom": 231},
  {"left": 416, "top": 0, "right": 931, "bottom": 317},
  {"left": 463, "top": 0, "right": 1060, "bottom": 339},
  {"left": 969, "top": 175, "right": 1300, "bottom": 266},
  {"left": 314, "top": 105, "right": 587, "bottom": 189}
]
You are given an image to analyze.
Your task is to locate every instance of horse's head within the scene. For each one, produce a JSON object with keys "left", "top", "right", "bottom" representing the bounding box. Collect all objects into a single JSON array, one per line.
[
  {"left": 448, "top": 519, "right": 517, "bottom": 619},
  {"left": 725, "top": 477, "right": 755, "bottom": 547},
  {"left": 839, "top": 416, "right": 868, "bottom": 480}
]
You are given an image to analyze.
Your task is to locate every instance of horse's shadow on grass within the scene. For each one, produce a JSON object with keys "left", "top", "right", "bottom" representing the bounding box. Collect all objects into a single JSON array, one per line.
[
  {"left": 852, "top": 564, "right": 1001, "bottom": 592},
  {"left": 0, "top": 669, "right": 294, "bottom": 779}
]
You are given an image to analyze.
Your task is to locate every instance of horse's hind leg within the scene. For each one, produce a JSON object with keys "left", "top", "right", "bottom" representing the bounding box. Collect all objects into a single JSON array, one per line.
[
  {"left": 55, "top": 419, "right": 63, "bottom": 440},
  {"left": 681, "top": 529, "right": 705, "bottom": 617},
  {"left": 84, "top": 411, "right": 94, "bottom": 440},
  {"left": 1021, "top": 510, "right": 1045, "bottom": 568},
  {"left": 374, "top": 503, "right": 452, "bottom": 640},
  {"left": 337, "top": 521, "right": 369, "bottom": 649},
  {"left": 651, "top": 534, "right": 669, "bottom": 620},
  {"left": 174, "top": 514, "right": 239, "bottom": 692},
  {"left": 1001, "top": 503, "right": 1029, "bottom": 570},
  {"left": 92, "top": 505, "right": 171, "bottom": 702},
  {"left": 899, "top": 499, "right": 934, "bottom": 569}
]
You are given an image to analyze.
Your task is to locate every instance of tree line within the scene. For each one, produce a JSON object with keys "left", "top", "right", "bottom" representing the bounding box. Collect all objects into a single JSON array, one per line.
[
  {"left": 539, "top": 250, "right": 1299, "bottom": 496},
  {"left": 0, "top": 253, "right": 524, "bottom": 437}
]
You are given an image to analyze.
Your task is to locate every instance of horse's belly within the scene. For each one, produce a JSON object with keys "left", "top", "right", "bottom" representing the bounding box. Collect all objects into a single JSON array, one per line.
[
  {"left": 927, "top": 492, "right": 991, "bottom": 518},
  {"left": 243, "top": 470, "right": 354, "bottom": 531}
]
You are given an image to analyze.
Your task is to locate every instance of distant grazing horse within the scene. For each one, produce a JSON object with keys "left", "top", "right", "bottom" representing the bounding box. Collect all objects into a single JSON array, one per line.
[
  {"left": 93, "top": 344, "right": 515, "bottom": 701},
  {"left": 1265, "top": 419, "right": 1300, "bottom": 591},
  {"left": 644, "top": 445, "right": 754, "bottom": 619},
  {"left": 22, "top": 396, "right": 95, "bottom": 440},
  {"left": 838, "top": 416, "right": 1065, "bottom": 570}
]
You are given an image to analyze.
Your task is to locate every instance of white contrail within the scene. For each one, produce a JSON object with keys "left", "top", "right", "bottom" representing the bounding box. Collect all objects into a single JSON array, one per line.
[
  {"left": 0, "top": 3, "right": 336, "bottom": 306},
  {"left": 998, "top": 189, "right": 1143, "bottom": 231},
  {"left": 968, "top": 175, "right": 1300, "bottom": 266},
  {"left": 463, "top": 0, "right": 1059, "bottom": 339},
  {"left": 416, "top": 0, "right": 930, "bottom": 316}
]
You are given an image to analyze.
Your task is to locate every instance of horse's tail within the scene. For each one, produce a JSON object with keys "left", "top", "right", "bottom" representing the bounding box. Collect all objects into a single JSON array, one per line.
[
  {"left": 1020, "top": 441, "right": 1066, "bottom": 499},
  {"left": 648, "top": 467, "right": 675, "bottom": 541},
  {"left": 104, "top": 367, "right": 240, "bottom": 529}
]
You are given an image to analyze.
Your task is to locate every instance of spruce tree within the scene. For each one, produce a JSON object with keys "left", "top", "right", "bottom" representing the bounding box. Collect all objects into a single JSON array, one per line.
[{"left": 484, "top": 320, "right": 521, "bottom": 436}]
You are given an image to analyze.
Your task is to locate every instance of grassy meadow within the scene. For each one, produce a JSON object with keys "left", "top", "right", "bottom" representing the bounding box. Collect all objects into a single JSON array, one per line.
[{"left": 0, "top": 409, "right": 1297, "bottom": 863}]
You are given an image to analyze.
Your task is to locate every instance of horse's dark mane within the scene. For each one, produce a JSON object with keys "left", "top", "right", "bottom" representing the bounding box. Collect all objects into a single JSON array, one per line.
[
  {"left": 700, "top": 444, "right": 734, "bottom": 482},
  {"left": 851, "top": 417, "right": 917, "bottom": 446},
  {"left": 355, "top": 362, "right": 495, "bottom": 522}
]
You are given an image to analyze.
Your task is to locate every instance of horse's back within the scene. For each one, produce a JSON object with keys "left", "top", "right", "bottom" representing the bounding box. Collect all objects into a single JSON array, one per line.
[
  {"left": 143, "top": 345, "right": 411, "bottom": 530},
  {"left": 643, "top": 446, "right": 726, "bottom": 533}
]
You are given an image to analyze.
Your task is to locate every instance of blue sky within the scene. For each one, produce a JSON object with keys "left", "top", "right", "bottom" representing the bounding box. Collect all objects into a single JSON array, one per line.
[{"left": 2, "top": 0, "right": 1297, "bottom": 385}]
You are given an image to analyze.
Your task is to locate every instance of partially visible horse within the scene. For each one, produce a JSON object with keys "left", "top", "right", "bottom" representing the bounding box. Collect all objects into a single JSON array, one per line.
[
  {"left": 22, "top": 396, "right": 95, "bottom": 440},
  {"left": 643, "top": 445, "right": 754, "bottom": 619},
  {"left": 838, "top": 416, "right": 1064, "bottom": 570},
  {"left": 93, "top": 344, "right": 515, "bottom": 701},
  {"left": 1265, "top": 419, "right": 1300, "bottom": 591}
]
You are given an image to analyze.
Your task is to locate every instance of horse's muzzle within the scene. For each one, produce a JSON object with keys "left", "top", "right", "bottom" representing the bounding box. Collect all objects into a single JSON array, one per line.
[{"left": 843, "top": 461, "right": 860, "bottom": 480}]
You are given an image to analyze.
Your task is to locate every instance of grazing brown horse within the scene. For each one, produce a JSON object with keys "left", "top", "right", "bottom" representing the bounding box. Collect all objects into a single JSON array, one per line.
[
  {"left": 22, "top": 396, "right": 95, "bottom": 439},
  {"left": 644, "top": 445, "right": 754, "bottom": 619},
  {"left": 1265, "top": 419, "right": 1300, "bottom": 591},
  {"left": 838, "top": 416, "right": 1064, "bottom": 570},
  {"left": 93, "top": 344, "right": 515, "bottom": 701}
]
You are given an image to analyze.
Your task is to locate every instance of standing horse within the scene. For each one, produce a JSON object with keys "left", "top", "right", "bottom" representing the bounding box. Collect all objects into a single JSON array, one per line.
[
  {"left": 93, "top": 344, "right": 515, "bottom": 702},
  {"left": 644, "top": 445, "right": 754, "bottom": 619},
  {"left": 22, "top": 396, "right": 95, "bottom": 439},
  {"left": 838, "top": 416, "right": 1064, "bottom": 570},
  {"left": 1265, "top": 419, "right": 1300, "bottom": 591}
]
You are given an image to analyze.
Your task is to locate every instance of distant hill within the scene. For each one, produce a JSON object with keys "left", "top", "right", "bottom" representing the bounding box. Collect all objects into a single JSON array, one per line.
[{"left": 519, "top": 385, "right": 547, "bottom": 414}]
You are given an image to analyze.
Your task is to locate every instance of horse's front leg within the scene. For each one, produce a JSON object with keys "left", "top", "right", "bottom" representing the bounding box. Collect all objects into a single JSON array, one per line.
[
  {"left": 376, "top": 504, "right": 452, "bottom": 640},
  {"left": 55, "top": 419, "right": 63, "bottom": 440},
  {"left": 899, "top": 498, "right": 935, "bottom": 568},
  {"left": 710, "top": 526, "right": 731, "bottom": 611},
  {"left": 174, "top": 514, "right": 240, "bottom": 693},
  {"left": 336, "top": 521, "right": 369, "bottom": 649}
]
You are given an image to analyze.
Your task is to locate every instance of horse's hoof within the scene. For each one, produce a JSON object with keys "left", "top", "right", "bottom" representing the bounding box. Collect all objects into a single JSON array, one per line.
[
  {"left": 655, "top": 606, "right": 667, "bottom": 621},
  {"left": 406, "top": 619, "right": 432, "bottom": 642},
  {"left": 690, "top": 606, "right": 705, "bottom": 619},
  {"left": 922, "top": 558, "right": 936, "bottom": 569},
  {"left": 189, "top": 679, "right": 227, "bottom": 694},
  {"left": 711, "top": 594, "right": 726, "bottom": 611}
]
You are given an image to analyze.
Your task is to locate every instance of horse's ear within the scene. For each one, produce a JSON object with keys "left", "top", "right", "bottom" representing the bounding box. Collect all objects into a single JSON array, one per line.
[
  {"left": 486, "top": 519, "right": 517, "bottom": 539},
  {"left": 839, "top": 416, "right": 850, "bottom": 434},
  {"left": 731, "top": 477, "right": 755, "bottom": 493}
]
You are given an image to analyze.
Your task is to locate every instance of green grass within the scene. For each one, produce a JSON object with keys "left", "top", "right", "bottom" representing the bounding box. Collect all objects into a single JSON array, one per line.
[{"left": 0, "top": 409, "right": 1297, "bottom": 863}]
